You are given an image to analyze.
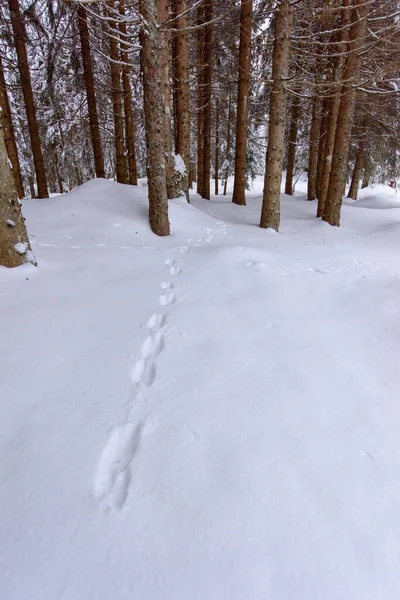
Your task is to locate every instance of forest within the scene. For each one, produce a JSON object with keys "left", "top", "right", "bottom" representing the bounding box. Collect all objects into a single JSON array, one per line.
[{"left": 1, "top": 1, "right": 400, "bottom": 599}]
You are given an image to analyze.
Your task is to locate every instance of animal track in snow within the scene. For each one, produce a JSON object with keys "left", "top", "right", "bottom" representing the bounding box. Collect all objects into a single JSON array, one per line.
[
  {"left": 94, "top": 422, "right": 142, "bottom": 512},
  {"left": 159, "top": 291, "right": 176, "bottom": 306},
  {"left": 147, "top": 312, "right": 166, "bottom": 329},
  {"left": 131, "top": 357, "right": 156, "bottom": 386},
  {"left": 161, "top": 281, "right": 174, "bottom": 290},
  {"left": 141, "top": 331, "right": 164, "bottom": 358}
]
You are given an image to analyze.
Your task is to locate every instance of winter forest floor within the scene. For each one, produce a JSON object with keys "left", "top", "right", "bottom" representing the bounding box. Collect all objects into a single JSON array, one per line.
[{"left": 1, "top": 176, "right": 400, "bottom": 599}]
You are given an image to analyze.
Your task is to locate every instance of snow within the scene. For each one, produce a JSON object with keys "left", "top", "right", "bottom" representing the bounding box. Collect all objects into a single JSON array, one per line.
[
  {"left": 6, "top": 219, "right": 15, "bottom": 227},
  {"left": 13, "top": 241, "right": 28, "bottom": 254},
  {"left": 173, "top": 152, "right": 186, "bottom": 175},
  {"left": 1, "top": 177, "right": 400, "bottom": 599}
]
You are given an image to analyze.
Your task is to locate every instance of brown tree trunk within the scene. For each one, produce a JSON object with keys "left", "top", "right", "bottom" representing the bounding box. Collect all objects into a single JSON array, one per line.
[
  {"left": 315, "top": 97, "right": 328, "bottom": 201},
  {"left": 215, "top": 97, "right": 219, "bottom": 195},
  {"left": 196, "top": 4, "right": 205, "bottom": 197},
  {"left": 7, "top": 0, "right": 48, "bottom": 198},
  {"left": 323, "top": 2, "right": 369, "bottom": 227},
  {"left": 77, "top": 5, "right": 105, "bottom": 179},
  {"left": 232, "top": 0, "right": 252, "bottom": 206},
  {"left": 139, "top": 0, "right": 170, "bottom": 236},
  {"left": 347, "top": 142, "right": 364, "bottom": 200},
  {"left": 172, "top": 0, "right": 190, "bottom": 200},
  {"left": 0, "top": 56, "right": 24, "bottom": 199},
  {"left": 159, "top": 0, "right": 175, "bottom": 199},
  {"left": 307, "top": 94, "right": 321, "bottom": 201},
  {"left": 119, "top": 0, "right": 138, "bottom": 185},
  {"left": 0, "top": 123, "right": 35, "bottom": 267},
  {"left": 108, "top": 5, "right": 128, "bottom": 184},
  {"left": 260, "top": 0, "right": 293, "bottom": 231},
  {"left": 284, "top": 92, "right": 300, "bottom": 195},
  {"left": 223, "top": 88, "right": 232, "bottom": 196},
  {"left": 201, "top": 0, "right": 213, "bottom": 200}
]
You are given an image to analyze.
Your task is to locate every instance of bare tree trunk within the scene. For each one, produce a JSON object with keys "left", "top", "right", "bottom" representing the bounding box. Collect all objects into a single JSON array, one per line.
[
  {"left": 307, "top": 94, "right": 321, "bottom": 201},
  {"left": 77, "top": 5, "right": 105, "bottom": 179},
  {"left": 201, "top": 0, "right": 213, "bottom": 200},
  {"left": 7, "top": 0, "right": 48, "bottom": 198},
  {"left": 315, "top": 98, "right": 328, "bottom": 201},
  {"left": 172, "top": 0, "right": 190, "bottom": 200},
  {"left": 108, "top": 4, "right": 128, "bottom": 184},
  {"left": 362, "top": 154, "right": 371, "bottom": 188},
  {"left": 232, "top": 0, "right": 252, "bottom": 206},
  {"left": 0, "top": 56, "right": 24, "bottom": 199},
  {"left": 215, "top": 97, "right": 219, "bottom": 195},
  {"left": 139, "top": 0, "right": 170, "bottom": 236},
  {"left": 223, "top": 88, "right": 232, "bottom": 196},
  {"left": 196, "top": 4, "right": 205, "bottom": 196},
  {"left": 323, "top": 2, "right": 369, "bottom": 227},
  {"left": 347, "top": 142, "right": 364, "bottom": 200},
  {"left": 284, "top": 92, "right": 300, "bottom": 195},
  {"left": 260, "top": 0, "right": 293, "bottom": 231},
  {"left": 159, "top": 0, "right": 176, "bottom": 199},
  {"left": 0, "top": 123, "right": 35, "bottom": 267},
  {"left": 119, "top": 0, "right": 138, "bottom": 185}
]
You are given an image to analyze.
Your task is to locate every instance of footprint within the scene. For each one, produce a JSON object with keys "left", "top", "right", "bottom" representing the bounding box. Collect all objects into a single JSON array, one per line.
[
  {"left": 147, "top": 312, "right": 166, "bottom": 329},
  {"left": 159, "top": 291, "right": 176, "bottom": 306},
  {"left": 165, "top": 258, "right": 174, "bottom": 266},
  {"left": 170, "top": 264, "right": 182, "bottom": 276},
  {"left": 179, "top": 247, "right": 189, "bottom": 254},
  {"left": 131, "top": 358, "right": 146, "bottom": 384},
  {"left": 141, "top": 332, "right": 164, "bottom": 358},
  {"left": 94, "top": 422, "right": 141, "bottom": 511},
  {"left": 142, "top": 361, "right": 156, "bottom": 386},
  {"left": 131, "top": 357, "right": 156, "bottom": 386},
  {"left": 161, "top": 281, "right": 173, "bottom": 290}
]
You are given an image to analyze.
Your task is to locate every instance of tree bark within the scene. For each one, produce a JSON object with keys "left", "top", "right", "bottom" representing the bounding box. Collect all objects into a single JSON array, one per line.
[
  {"left": 260, "top": 0, "right": 293, "bottom": 231},
  {"left": 284, "top": 92, "right": 300, "bottom": 195},
  {"left": 196, "top": 4, "right": 205, "bottom": 196},
  {"left": 172, "top": 0, "right": 190, "bottom": 200},
  {"left": 0, "top": 122, "right": 35, "bottom": 267},
  {"left": 7, "top": 0, "right": 48, "bottom": 198},
  {"left": 201, "top": 0, "right": 213, "bottom": 200},
  {"left": 232, "top": 0, "right": 252, "bottom": 206},
  {"left": 159, "top": 0, "right": 176, "bottom": 199},
  {"left": 77, "top": 5, "right": 105, "bottom": 179},
  {"left": 307, "top": 94, "right": 321, "bottom": 201},
  {"left": 139, "top": 0, "right": 170, "bottom": 236},
  {"left": 215, "top": 97, "right": 219, "bottom": 195},
  {"left": 323, "top": 2, "right": 369, "bottom": 227},
  {"left": 347, "top": 142, "right": 364, "bottom": 200},
  {"left": 119, "top": 0, "right": 138, "bottom": 185},
  {"left": 315, "top": 97, "right": 328, "bottom": 202},
  {"left": 108, "top": 4, "right": 128, "bottom": 184},
  {"left": 223, "top": 88, "right": 232, "bottom": 196},
  {"left": 0, "top": 56, "right": 24, "bottom": 199}
]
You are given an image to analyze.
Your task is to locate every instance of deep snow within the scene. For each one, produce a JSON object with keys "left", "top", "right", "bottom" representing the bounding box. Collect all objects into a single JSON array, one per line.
[{"left": 1, "top": 177, "right": 400, "bottom": 599}]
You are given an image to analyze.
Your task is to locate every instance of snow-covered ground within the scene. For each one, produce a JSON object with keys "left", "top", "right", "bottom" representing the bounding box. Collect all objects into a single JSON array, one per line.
[{"left": 1, "top": 177, "right": 400, "bottom": 599}]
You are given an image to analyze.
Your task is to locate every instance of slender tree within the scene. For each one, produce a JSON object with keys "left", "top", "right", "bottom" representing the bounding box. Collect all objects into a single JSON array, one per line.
[
  {"left": 7, "top": 0, "right": 48, "bottom": 198},
  {"left": 284, "top": 92, "right": 300, "bottom": 195},
  {"left": 0, "top": 55, "right": 24, "bottom": 199},
  {"left": 232, "top": 0, "right": 252, "bottom": 206},
  {"left": 260, "top": 0, "right": 293, "bottom": 231},
  {"left": 119, "top": 0, "right": 138, "bottom": 185},
  {"left": 307, "top": 94, "right": 321, "bottom": 201},
  {"left": 201, "top": 0, "right": 213, "bottom": 200},
  {"left": 347, "top": 142, "right": 364, "bottom": 200},
  {"left": 196, "top": 4, "right": 205, "bottom": 196},
  {"left": 0, "top": 122, "right": 34, "bottom": 267},
  {"left": 77, "top": 5, "right": 105, "bottom": 179},
  {"left": 139, "top": 0, "right": 170, "bottom": 235}
]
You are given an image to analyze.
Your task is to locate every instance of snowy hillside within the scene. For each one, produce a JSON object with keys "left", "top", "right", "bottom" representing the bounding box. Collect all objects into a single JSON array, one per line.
[{"left": 1, "top": 179, "right": 400, "bottom": 599}]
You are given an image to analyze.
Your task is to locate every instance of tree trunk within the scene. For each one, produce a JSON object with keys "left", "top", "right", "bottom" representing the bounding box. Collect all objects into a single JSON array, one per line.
[
  {"left": 260, "top": 0, "right": 293, "bottom": 231},
  {"left": 77, "top": 5, "right": 105, "bottom": 179},
  {"left": 223, "top": 88, "right": 232, "bottom": 196},
  {"left": 0, "top": 123, "right": 35, "bottom": 267},
  {"left": 201, "top": 0, "right": 213, "bottom": 200},
  {"left": 347, "top": 142, "right": 364, "bottom": 200},
  {"left": 0, "top": 56, "right": 24, "bottom": 199},
  {"left": 119, "top": 0, "right": 138, "bottom": 185},
  {"left": 215, "top": 97, "right": 219, "bottom": 195},
  {"left": 196, "top": 4, "right": 205, "bottom": 197},
  {"left": 172, "top": 0, "right": 190, "bottom": 200},
  {"left": 323, "top": 2, "right": 369, "bottom": 227},
  {"left": 7, "top": 0, "right": 48, "bottom": 198},
  {"left": 284, "top": 92, "right": 300, "bottom": 195},
  {"left": 307, "top": 94, "right": 321, "bottom": 201},
  {"left": 108, "top": 4, "right": 128, "bottom": 184},
  {"left": 315, "top": 97, "right": 328, "bottom": 201},
  {"left": 139, "top": 0, "right": 170, "bottom": 236},
  {"left": 232, "top": 0, "right": 252, "bottom": 206},
  {"left": 159, "top": 0, "right": 176, "bottom": 199}
]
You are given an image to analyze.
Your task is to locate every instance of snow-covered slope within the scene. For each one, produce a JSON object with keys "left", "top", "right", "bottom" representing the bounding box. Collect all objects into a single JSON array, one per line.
[{"left": 1, "top": 179, "right": 400, "bottom": 599}]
